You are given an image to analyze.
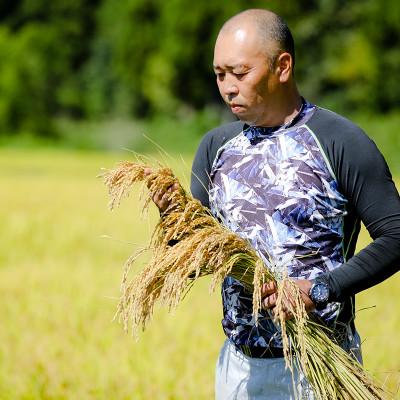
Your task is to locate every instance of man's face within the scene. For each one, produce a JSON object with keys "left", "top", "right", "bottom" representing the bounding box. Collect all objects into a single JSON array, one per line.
[{"left": 213, "top": 28, "right": 280, "bottom": 126}]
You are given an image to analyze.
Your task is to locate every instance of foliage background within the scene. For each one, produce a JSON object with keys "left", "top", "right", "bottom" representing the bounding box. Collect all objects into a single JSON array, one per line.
[{"left": 0, "top": 1, "right": 400, "bottom": 161}]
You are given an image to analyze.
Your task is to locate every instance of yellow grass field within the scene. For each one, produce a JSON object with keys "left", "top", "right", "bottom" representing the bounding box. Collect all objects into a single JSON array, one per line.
[{"left": 0, "top": 149, "right": 399, "bottom": 399}]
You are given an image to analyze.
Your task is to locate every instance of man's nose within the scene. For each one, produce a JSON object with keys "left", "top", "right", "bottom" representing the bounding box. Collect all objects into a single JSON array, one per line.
[{"left": 221, "top": 75, "right": 239, "bottom": 97}]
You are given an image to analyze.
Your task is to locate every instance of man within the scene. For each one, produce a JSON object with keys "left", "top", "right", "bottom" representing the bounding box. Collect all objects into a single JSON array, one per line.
[
  {"left": 152, "top": 8, "right": 400, "bottom": 399},
  {"left": 189, "top": 8, "right": 400, "bottom": 400}
]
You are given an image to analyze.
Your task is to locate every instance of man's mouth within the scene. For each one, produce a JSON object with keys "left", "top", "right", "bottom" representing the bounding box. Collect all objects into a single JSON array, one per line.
[{"left": 229, "top": 103, "right": 244, "bottom": 112}]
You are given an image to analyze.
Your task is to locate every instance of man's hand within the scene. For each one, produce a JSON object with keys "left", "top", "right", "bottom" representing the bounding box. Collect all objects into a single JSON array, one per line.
[
  {"left": 144, "top": 168, "right": 179, "bottom": 213},
  {"left": 261, "top": 279, "right": 315, "bottom": 320}
]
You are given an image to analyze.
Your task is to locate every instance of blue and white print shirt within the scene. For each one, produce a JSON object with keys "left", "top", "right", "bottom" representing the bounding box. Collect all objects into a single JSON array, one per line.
[{"left": 208, "top": 102, "right": 348, "bottom": 348}]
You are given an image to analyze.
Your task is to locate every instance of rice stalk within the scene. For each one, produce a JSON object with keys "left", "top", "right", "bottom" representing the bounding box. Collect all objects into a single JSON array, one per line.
[{"left": 101, "top": 161, "right": 390, "bottom": 400}]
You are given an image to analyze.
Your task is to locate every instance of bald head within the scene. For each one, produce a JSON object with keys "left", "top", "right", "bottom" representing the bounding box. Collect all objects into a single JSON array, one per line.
[{"left": 219, "top": 9, "right": 295, "bottom": 69}]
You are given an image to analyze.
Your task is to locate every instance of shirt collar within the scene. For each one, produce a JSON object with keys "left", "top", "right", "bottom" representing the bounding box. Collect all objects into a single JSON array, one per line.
[{"left": 243, "top": 98, "right": 313, "bottom": 145}]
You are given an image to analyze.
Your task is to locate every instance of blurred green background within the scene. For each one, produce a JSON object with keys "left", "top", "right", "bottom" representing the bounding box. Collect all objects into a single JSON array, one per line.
[
  {"left": 0, "top": 0, "right": 399, "bottom": 164},
  {"left": 1, "top": 0, "right": 399, "bottom": 399}
]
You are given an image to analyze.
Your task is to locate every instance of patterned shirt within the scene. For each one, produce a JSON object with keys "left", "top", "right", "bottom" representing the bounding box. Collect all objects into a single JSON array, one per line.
[{"left": 191, "top": 101, "right": 400, "bottom": 350}]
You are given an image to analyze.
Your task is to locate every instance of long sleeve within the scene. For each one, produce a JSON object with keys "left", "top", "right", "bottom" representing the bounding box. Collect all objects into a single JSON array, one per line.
[{"left": 308, "top": 108, "right": 400, "bottom": 301}]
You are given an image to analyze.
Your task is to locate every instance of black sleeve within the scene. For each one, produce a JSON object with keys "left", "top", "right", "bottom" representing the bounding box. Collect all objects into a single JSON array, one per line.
[
  {"left": 308, "top": 109, "right": 400, "bottom": 301},
  {"left": 191, "top": 121, "right": 244, "bottom": 208}
]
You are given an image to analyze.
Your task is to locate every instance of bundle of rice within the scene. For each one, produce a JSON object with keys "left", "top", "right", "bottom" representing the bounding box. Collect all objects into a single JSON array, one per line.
[{"left": 102, "top": 161, "right": 389, "bottom": 400}]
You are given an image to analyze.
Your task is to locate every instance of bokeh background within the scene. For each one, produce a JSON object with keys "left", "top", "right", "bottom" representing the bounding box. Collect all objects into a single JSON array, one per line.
[{"left": 1, "top": 1, "right": 399, "bottom": 399}]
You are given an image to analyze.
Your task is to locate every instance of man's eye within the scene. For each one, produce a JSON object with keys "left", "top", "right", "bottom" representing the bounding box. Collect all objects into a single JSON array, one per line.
[
  {"left": 234, "top": 73, "right": 246, "bottom": 79},
  {"left": 216, "top": 73, "right": 225, "bottom": 80}
]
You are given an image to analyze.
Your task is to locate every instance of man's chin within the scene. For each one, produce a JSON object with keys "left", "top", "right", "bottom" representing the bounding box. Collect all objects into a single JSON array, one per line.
[
  {"left": 233, "top": 112, "right": 267, "bottom": 127},
  {"left": 228, "top": 105, "right": 258, "bottom": 125},
  {"left": 230, "top": 109, "right": 250, "bottom": 123},
  {"left": 233, "top": 113, "right": 255, "bottom": 125}
]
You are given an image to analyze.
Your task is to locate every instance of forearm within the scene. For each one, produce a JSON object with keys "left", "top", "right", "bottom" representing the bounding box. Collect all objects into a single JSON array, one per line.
[{"left": 319, "top": 234, "right": 400, "bottom": 302}]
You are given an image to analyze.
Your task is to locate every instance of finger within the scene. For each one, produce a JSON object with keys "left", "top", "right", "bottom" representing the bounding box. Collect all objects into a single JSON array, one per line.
[
  {"left": 261, "top": 281, "right": 277, "bottom": 296},
  {"left": 152, "top": 190, "right": 168, "bottom": 210},
  {"left": 279, "top": 310, "right": 293, "bottom": 321},
  {"left": 262, "top": 293, "right": 277, "bottom": 310},
  {"left": 152, "top": 190, "right": 163, "bottom": 205},
  {"left": 151, "top": 182, "right": 179, "bottom": 212},
  {"left": 161, "top": 191, "right": 178, "bottom": 212},
  {"left": 281, "top": 290, "right": 295, "bottom": 310},
  {"left": 167, "top": 182, "right": 179, "bottom": 192},
  {"left": 270, "top": 308, "right": 292, "bottom": 321},
  {"left": 161, "top": 184, "right": 180, "bottom": 210},
  {"left": 160, "top": 191, "right": 172, "bottom": 208},
  {"left": 267, "top": 300, "right": 292, "bottom": 321}
]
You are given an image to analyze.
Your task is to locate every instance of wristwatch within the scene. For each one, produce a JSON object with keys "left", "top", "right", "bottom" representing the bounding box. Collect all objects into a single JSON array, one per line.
[{"left": 308, "top": 280, "right": 330, "bottom": 310}]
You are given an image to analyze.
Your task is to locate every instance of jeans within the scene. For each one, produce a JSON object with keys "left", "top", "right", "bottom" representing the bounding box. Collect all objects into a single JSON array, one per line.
[{"left": 215, "top": 330, "right": 362, "bottom": 400}]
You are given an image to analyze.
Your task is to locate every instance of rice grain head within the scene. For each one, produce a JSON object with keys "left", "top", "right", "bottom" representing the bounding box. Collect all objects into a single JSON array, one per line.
[{"left": 102, "top": 161, "right": 390, "bottom": 400}]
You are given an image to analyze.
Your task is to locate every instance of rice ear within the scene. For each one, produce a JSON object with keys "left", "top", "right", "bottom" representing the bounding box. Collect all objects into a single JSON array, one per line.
[
  {"left": 251, "top": 258, "right": 267, "bottom": 322},
  {"left": 103, "top": 161, "right": 389, "bottom": 400}
]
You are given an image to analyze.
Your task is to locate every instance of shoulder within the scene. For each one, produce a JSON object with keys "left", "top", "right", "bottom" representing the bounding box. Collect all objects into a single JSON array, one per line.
[
  {"left": 307, "top": 107, "right": 369, "bottom": 144},
  {"left": 306, "top": 106, "right": 383, "bottom": 165},
  {"left": 307, "top": 106, "right": 391, "bottom": 195},
  {"left": 194, "top": 120, "right": 245, "bottom": 168},
  {"left": 198, "top": 120, "right": 245, "bottom": 152}
]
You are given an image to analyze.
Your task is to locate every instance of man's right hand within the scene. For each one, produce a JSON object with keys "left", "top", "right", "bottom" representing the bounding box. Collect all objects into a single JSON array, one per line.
[{"left": 144, "top": 168, "right": 180, "bottom": 213}]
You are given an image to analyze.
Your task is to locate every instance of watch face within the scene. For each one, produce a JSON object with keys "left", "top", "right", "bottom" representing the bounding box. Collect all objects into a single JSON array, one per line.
[
  {"left": 313, "top": 284, "right": 329, "bottom": 301},
  {"left": 310, "top": 282, "right": 329, "bottom": 308}
]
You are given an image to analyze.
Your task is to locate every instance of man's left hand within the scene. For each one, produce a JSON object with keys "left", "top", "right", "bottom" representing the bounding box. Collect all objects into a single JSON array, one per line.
[{"left": 261, "top": 279, "right": 315, "bottom": 320}]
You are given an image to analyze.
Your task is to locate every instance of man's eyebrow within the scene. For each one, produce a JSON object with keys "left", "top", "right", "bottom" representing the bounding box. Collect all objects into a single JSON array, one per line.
[{"left": 213, "top": 64, "right": 248, "bottom": 71}]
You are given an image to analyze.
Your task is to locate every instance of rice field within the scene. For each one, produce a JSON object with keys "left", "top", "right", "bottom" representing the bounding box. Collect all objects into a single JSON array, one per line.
[{"left": 0, "top": 148, "right": 399, "bottom": 399}]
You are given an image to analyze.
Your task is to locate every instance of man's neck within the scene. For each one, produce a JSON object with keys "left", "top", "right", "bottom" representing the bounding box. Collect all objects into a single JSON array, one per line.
[
  {"left": 282, "top": 94, "right": 303, "bottom": 125},
  {"left": 256, "top": 88, "right": 302, "bottom": 128}
]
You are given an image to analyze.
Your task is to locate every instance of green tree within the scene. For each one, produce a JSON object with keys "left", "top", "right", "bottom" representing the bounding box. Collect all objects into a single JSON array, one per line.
[
  {"left": 0, "top": 0, "right": 399, "bottom": 136},
  {"left": 0, "top": 0, "right": 98, "bottom": 136}
]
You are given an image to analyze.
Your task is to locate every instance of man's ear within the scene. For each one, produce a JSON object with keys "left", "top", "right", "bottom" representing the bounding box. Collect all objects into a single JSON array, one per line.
[{"left": 275, "top": 52, "right": 293, "bottom": 83}]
